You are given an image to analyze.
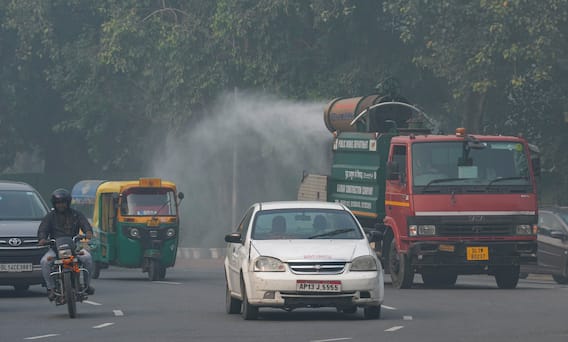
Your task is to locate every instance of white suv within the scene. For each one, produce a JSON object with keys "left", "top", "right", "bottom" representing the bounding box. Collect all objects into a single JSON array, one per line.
[{"left": 224, "top": 201, "right": 384, "bottom": 320}]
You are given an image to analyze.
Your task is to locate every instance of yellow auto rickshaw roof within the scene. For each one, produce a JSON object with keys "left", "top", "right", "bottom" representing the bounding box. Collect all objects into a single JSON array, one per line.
[
  {"left": 91, "top": 179, "right": 178, "bottom": 228},
  {"left": 95, "top": 179, "right": 177, "bottom": 195}
]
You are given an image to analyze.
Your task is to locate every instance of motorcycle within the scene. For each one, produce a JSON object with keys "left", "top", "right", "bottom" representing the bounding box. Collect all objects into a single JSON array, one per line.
[{"left": 48, "top": 235, "right": 90, "bottom": 318}]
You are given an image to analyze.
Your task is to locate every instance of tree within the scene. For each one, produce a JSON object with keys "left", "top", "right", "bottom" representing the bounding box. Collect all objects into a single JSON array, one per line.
[{"left": 384, "top": 0, "right": 568, "bottom": 134}]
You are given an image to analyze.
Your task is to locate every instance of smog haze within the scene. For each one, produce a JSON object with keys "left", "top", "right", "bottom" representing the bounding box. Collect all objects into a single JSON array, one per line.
[{"left": 152, "top": 91, "right": 332, "bottom": 248}]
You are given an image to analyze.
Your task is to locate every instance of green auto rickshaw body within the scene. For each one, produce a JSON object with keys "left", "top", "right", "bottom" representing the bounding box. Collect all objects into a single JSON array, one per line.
[{"left": 88, "top": 178, "right": 182, "bottom": 280}]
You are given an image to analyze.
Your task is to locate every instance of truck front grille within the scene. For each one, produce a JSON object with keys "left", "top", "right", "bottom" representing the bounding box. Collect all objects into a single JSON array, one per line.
[{"left": 437, "top": 224, "right": 514, "bottom": 237}]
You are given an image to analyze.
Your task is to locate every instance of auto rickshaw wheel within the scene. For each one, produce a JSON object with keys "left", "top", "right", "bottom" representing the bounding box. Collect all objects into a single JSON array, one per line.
[
  {"left": 158, "top": 265, "right": 167, "bottom": 280},
  {"left": 148, "top": 259, "right": 161, "bottom": 281}
]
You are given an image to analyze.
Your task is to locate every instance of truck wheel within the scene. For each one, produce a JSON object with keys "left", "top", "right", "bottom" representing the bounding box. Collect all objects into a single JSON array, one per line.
[
  {"left": 552, "top": 274, "right": 568, "bottom": 284},
  {"left": 495, "top": 265, "right": 520, "bottom": 289},
  {"left": 388, "top": 242, "right": 414, "bottom": 289}
]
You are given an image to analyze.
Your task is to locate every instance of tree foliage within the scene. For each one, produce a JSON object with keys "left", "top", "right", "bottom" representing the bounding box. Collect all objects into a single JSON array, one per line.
[{"left": 1, "top": 0, "right": 568, "bottom": 202}]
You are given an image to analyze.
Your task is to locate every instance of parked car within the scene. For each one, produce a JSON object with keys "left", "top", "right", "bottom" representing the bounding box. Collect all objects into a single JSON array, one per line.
[
  {"left": 0, "top": 181, "right": 50, "bottom": 291},
  {"left": 520, "top": 206, "right": 568, "bottom": 284},
  {"left": 224, "top": 201, "right": 384, "bottom": 320}
]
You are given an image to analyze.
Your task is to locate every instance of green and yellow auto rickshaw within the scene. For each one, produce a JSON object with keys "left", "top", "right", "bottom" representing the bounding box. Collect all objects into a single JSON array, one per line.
[{"left": 89, "top": 178, "right": 184, "bottom": 280}]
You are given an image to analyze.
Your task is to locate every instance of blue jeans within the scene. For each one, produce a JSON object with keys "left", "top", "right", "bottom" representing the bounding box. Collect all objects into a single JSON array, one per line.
[{"left": 40, "top": 249, "right": 93, "bottom": 290}]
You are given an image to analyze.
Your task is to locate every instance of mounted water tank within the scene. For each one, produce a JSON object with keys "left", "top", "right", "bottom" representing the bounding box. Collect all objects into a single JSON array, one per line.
[{"left": 323, "top": 94, "right": 413, "bottom": 133}]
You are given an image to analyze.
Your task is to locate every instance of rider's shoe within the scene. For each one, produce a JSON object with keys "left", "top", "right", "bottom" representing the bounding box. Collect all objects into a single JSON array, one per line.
[
  {"left": 47, "top": 289, "right": 56, "bottom": 301},
  {"left": 86, "top": 285, "right": 95, "bottom": 295}
]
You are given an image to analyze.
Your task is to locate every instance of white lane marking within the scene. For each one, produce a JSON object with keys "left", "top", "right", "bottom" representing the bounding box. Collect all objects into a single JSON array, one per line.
[
  {"left": 382, "top": 305, "right": 397, "bottom": 310},
  {"left": 93, "top": 323, "right": 115, "bottom": 329},
  {"left": 113, "top": 309, "right": 124, "bottom": 316},
  {"left": 403, "top": 315, "right": 413, "bottom": 320},
  {"left": 310, "top": 338, "right": 352, "bottom": 342},
  {"left": 385, "top": 326, "right": 404, "bottom": 332},
  {"left": 153, "top": 281, "right": 182, "bottom": 285},
  {"left": 84, "top": 300, "right": 102, "bottom": 306},
  {"left": 24, "top": 334, "right": 60, "bottom": 340}
]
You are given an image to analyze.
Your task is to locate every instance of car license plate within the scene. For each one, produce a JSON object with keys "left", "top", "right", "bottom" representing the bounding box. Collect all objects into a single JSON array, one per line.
[
  {"left": 467, "top": 247, "right": 489, "bottom": 261},
  {"left": 296, "top": 280, "right": 341, "bottom": 292},
  {"left": 0, "top": 263, "right": 33, "bottom": 272}
]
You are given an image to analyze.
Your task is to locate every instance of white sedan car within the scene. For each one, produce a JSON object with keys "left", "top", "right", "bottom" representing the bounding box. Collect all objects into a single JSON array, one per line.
[{"left": 224, "top": 201, "right": 384, "bottom": 320}]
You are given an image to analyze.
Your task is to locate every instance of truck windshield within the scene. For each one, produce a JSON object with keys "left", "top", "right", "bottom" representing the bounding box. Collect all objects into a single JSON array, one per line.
[
  {"left": 412, "top": 141, "right": 531, "bottom": 190},
  {"left": 121, "top": 188, "right": 177, "bottom": 216}
]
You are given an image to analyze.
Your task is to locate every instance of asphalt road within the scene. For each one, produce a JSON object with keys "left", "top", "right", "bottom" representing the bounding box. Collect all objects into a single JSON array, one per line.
[{"left": 1, "top": 260, "right": 567, "bottom": 342}]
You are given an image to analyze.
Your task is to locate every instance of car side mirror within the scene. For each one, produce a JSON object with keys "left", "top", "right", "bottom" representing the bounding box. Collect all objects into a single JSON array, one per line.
[
  {"left": 178, "top": 192, "right": 185, "bottom": 204},
  {"left": 550, "top": 230, "right": 567, "bottom": 241},
  {"left": 224, "top": 232, "right": 242, "bottom": 244},
  {"left": 364, "top": 223, "right": 386, "bottom": 242},
  {"left": 386, "top": 161, "right": 400, "bottom": 181}
]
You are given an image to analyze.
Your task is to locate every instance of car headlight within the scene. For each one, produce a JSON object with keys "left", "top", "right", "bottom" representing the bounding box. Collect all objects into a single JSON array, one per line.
[
  {"left": 350, "top": 255, "right": 377, "bottom": 271},
  {"left": 516, "top": 224, "right": 537, "bottom": 235},
  {"left": 58, "top": 249, "right": 73, "bottom": 259},
  {"left": 253, "top": 256, "right": 285, "bottom": 272},
  {"left": 409, "top": 224, "right": 436, "bottom": 236}
]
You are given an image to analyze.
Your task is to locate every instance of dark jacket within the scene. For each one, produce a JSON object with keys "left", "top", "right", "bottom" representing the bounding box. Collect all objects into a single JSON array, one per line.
[{"left": 37, "top": 208, "right": 93, "bottom": 240}]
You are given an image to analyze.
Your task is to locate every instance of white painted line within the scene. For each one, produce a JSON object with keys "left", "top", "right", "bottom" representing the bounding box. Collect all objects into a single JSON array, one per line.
[
  {"left": 84, "top": 300, "right": 102, "bottom": 306},
  {"left": 310, "top": 338, "right": 352, "bottom": 342},
  {"left": 113, "top": 309, "right": 124, "bottom": 316},
  {"left": 153, "top": 281, "right": 182, "bottom": 285},
  {"left": 93, "top": 323, "right": 115, "bottom": 329},
  {"left": 385, "top": 326, "right": 404, "bottom": 332},
  {"left": 24, "top": 335, "right": 60, "bottom": 340},
  {"left": 382, "top": 305, "right": 397, "bottom": 310},
  {"left": 403, "top": 315, "right": 413, "bottom": 320}
]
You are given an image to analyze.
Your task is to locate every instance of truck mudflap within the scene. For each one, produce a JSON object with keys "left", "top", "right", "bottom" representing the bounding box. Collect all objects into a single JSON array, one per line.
[{"left": 408, "top": 240, "right": 537, "bottom": 274}]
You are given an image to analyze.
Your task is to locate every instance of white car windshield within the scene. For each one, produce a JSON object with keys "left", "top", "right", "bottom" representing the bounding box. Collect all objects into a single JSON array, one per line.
[{"left": 251, "top": 209, "right": 363, "bottom": 240}]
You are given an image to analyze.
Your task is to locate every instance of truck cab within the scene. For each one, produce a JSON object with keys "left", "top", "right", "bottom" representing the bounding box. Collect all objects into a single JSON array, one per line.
[{"left": 382, "top": 130, "right": 538, "bottom": 288}]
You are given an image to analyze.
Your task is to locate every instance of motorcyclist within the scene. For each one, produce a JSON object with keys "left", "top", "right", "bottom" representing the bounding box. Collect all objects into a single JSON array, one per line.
[{"left": 38, "top": 188, "right": 95, "bottom": 301}]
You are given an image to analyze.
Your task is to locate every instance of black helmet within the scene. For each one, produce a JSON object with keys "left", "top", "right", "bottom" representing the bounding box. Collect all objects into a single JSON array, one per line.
[{"left": 51, "top": 188, "right": 72, "bottom": 208}]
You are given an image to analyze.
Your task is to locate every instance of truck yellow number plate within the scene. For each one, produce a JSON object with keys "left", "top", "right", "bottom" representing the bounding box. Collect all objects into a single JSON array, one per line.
[{"left": 467, "top": 247, "right": 489, "bottom": 261}]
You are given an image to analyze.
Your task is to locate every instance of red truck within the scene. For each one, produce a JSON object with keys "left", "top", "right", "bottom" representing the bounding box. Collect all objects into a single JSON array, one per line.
[{"left": 299, "top": 93, "right": 540, "bottom": 289}]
